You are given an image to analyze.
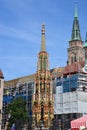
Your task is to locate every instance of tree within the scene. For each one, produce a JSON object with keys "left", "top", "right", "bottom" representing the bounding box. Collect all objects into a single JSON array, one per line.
[{"left": 7, "top": 96, "right": 28, "bottom": 129}]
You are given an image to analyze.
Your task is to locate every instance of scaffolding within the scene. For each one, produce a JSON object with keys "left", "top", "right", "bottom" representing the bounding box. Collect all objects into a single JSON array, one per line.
[
  {"left": 54, "top": 64, "right": 87, "bottom": 130},
  {"left": 2, "top": 81, "right": 34, "bottom": 129},
  {"left": 77, "top": 73, "right": 87, "bottom": 91}
]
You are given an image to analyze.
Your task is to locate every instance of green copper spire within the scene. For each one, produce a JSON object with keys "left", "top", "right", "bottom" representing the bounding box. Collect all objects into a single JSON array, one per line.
[
  {"left": 74, "top": 4, "right": 78, "bottom": 18},
  {"left": 41, "top": 24, "right": 46, "bottom": 51},
  {"left": 84, "top": 32, "right": 87, "bottom": 47},
  {"left": 70, "top": 5, "right": 82, "bottom": 41}
]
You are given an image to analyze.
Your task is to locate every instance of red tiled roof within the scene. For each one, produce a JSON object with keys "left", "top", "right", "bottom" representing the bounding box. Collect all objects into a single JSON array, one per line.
[
  {"left": 0, "top": 69, "right": 4, "bottom": 78},
  {"left": 63, "top": 61, "right": 85, "bottom": 75},
  {"left": 52, "top": 67, "right": 64, "bottom": 78}
]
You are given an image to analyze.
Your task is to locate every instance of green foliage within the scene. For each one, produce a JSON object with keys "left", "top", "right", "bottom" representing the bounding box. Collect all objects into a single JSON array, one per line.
[{"left": 7, "top": 96, "right": 28, "bottom": 128}]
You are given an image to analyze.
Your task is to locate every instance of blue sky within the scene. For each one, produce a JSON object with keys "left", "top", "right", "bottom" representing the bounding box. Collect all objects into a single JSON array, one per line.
[{"left": 0, "top": 0, "right": 87, "bottom": 80}]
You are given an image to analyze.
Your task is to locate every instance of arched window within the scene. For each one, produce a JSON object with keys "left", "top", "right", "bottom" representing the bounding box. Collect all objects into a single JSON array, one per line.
[
  {"left": 71, "top": 53, "right": 76, "bottom": 63},
  {"left": 71, "top": 57, "right": 73, "bottom": 63},
  {"left": 74, "top": 55, "right": 76, "bottom": 62}
]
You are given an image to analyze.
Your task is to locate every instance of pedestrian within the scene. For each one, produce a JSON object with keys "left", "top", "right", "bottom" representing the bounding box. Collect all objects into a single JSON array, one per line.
[{"left": 11, "top": 123, "right": 15, "bottom": 130}]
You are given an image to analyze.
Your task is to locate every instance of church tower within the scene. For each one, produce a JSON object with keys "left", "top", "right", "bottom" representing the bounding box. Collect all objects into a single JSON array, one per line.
[
  {"left": 32, "top": 25, "right": 54, "bottom": 129},
  {"left": 67, "top": 6, "right": 85, "bottom": 64}
]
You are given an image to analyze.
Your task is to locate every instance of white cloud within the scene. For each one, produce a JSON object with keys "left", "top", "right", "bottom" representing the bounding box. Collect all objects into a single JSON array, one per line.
[{"left": 0, "top": 24, "right": 40, "bottom": 43}]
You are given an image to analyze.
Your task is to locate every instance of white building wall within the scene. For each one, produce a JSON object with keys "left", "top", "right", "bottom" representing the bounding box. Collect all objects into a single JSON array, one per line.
[
  {"left": 78, "top": 92, "right": 87, "bottom": 113},
  {"left": 54, "top": 89, "right": 87, "bottom": 115},
  {"left": 78, "top": 101, "right": 87, "bottom": 113},
  {"left": 54, "top": 86, "right": 63, "bottom": 114},
  {"left": 63, "top": 92, "right": 78, "bottom": 113}
]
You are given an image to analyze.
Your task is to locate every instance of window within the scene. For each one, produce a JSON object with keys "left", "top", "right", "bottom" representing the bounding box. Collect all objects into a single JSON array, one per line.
[
  {"left": 83, "top": 86, "right": 85, "bottom": 91},
  {"left": 71, "top": 57, "right": 73, "bottom": 63},
  {"left": 73, "top": 113, "right": 76, "bottom": 119},
  {"left": 71, "top": 87, "right": 76, "bottom": 92},
  {"left": 74, "top": 56, "right": 76, "bottom": 62}
]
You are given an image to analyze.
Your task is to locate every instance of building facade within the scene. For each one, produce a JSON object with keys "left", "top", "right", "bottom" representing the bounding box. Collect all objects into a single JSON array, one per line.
[{"left": 2, "top": 75, "right": 34, "bottom": 130}]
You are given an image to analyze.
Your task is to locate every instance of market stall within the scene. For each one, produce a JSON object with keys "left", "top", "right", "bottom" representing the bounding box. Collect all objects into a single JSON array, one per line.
[{"left": 71, "top": 115, "right": 87, "bottom": 130}]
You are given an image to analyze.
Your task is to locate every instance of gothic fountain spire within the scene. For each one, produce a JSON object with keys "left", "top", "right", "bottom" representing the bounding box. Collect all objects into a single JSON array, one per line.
[{"left": 41, "top": 24, "right": 46, "bottom": 51}]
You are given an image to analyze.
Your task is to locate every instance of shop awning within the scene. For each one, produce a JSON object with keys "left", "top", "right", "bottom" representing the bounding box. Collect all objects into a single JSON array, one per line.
[{"left": 71, "top": 115, "right": 87, "bottom": 129}]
